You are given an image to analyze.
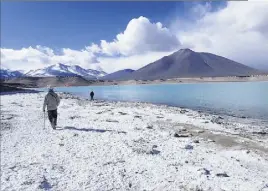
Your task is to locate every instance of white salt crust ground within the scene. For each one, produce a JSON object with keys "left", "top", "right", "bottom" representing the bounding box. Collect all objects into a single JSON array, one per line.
[{"left": 1, "top": 93, "right": 268, "bottom": 191}]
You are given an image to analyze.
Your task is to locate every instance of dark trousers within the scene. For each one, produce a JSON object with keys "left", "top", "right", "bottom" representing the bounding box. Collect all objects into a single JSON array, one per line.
[
  {"left": 90, "top": 96, "right": 94, "bottom": 101},
  {"left": 48, "top": 109, "right": 57, "bottom": 126}
]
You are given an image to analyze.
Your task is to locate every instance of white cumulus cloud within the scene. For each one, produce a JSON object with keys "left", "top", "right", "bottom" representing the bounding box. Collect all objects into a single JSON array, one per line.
[
  {"left": 175, "top": 2, "right": 268, "bottom": 69},
  {"left": 99, "top": 16, "right": 180, "bottom": 56},
  {"left": 1, "top": 46, "right": 101, "bottom": 72}
]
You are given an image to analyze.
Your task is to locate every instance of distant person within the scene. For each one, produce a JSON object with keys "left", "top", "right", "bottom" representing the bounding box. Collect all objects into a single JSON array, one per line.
[
  {"left": 43, "top": 86, "right": 60, "bottom": 129},
  {"left": 90, "top": 90, "right": 94, "bottom": 101}
]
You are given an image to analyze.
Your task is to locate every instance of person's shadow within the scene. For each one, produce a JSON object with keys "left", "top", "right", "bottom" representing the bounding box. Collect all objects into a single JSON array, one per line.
[{"left": 56, "top": 126, "right": 126, "bottom": 134}]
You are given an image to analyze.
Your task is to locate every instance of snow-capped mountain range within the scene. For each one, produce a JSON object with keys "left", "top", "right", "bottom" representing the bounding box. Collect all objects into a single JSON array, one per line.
[
  {"left": 0, "top": 68, "right": 24, "bottom": 79},
  {"left": 1, "top": 63, "right": 107, "bottom": 80}
]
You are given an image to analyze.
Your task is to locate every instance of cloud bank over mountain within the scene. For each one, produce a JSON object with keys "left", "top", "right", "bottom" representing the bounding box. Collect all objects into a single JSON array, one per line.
[
  {"left": 1, "top": 2, "right": 268, "bottom": 73},
  {"left": 99, "top": 16, "right": 180, "bottom": 56}
]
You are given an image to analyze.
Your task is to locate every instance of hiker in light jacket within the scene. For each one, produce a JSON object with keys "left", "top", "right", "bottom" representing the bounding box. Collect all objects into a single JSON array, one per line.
[{"left": 43, "top": 86, "right": 60, "bottom": 129}]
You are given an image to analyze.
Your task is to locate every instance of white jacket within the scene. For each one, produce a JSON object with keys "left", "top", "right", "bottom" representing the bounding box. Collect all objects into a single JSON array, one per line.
[{"left": 43, "top": 91, "right": 60, "bottom": 111}]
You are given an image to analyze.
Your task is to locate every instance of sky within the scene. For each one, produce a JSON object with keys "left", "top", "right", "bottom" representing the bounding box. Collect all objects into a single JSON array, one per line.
[{"left": 1, "top": 1, "right": 268, "bottom": 73}]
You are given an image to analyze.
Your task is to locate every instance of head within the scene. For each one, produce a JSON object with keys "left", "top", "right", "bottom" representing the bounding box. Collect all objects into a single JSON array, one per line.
[{"left": 47, "top": 85, "right": 54, "bottom": 92}]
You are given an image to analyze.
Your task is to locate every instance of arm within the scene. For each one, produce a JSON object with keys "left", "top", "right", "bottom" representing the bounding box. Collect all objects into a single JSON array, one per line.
[{"left": 56, "top": 95, "right": 60, "bottom": 106}]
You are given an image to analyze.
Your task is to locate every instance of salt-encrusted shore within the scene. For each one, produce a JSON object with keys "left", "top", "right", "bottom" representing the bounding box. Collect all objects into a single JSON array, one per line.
[{"left": 1, "top": 92, "right": 268, "bottom": 191}]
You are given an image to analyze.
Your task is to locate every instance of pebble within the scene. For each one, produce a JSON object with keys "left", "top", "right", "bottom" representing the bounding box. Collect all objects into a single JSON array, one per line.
[
  {"left": 208, "top": 139, "right": 215, "bottom": 143},
  {"left": 253, "top": 131, "right": 267, "bottom": 135},
  {"left": 185, "top": 145, "right": 194, "bottom": 150},
  {"left": 146, "top": 125, "right": 153, "bottom": 129},
  {"left": 197, "top": 130, "right": 205, "bottom": 133},
  {"left": 216, "top": 173, "right": 229, "bottom": 177},
  {"left": 174, "top": 133, "right": 192, "bottom": 138}
]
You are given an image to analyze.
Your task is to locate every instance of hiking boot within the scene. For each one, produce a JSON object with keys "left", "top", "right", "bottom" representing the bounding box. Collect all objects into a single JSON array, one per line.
[
  {"left": 50, "top": 122, "right": 56, "bottom": 129},
  {"left": 52, "top": 118, "right": 57, "bottom": 129}
]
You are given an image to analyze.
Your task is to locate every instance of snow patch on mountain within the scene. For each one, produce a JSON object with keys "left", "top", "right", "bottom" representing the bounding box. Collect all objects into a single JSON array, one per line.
[
  {"left": 0, "top": 69, "right": 24, "bottom": 79},
  {"left": 25, "top": 63, "right": 107, "bottom": 79}
]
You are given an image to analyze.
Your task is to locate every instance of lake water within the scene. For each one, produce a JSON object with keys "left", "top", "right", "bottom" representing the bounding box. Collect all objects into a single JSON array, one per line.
[{"left": 39, "top": 81, "right": 268, "bottom": 123}]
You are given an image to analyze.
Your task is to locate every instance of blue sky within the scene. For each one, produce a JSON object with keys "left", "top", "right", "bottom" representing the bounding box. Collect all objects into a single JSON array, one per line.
[
  {"left": 1, "top": 1, "right": 267, "bottom": 72},
  {"left": 1, "top": 1, "right": 226, "bottom": 50}
]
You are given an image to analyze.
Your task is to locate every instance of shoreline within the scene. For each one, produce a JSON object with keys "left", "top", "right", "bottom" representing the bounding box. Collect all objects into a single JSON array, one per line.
[
  {"left": 71, "top": 92, "right": 267, "bottom": 123},
  {"left": 61, "top": 92, "right": 268, "bottom": 142},
  {"left": 2, "top": 75, "right": 268, "bottom": 88},
  {"left": 61, "top": 92, "right": 268, "bottom": 128},
  {"left": 1, "top": 92, "right": 267, "bottom": 190},
  {"left": 0, "top": 84, "right": 40, "bottom": 95},
  {"left": 88, "top": 75, "right": 268, "bottom": 87}
]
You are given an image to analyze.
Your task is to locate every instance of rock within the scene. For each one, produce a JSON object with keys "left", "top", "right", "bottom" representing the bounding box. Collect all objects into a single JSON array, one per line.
[
  {"left": 208, "top": 139, "right": 215, "bottom": 143},
  {"left": 185, "top": 145, "right": 194, "bottom": 150},
  {"left": 149, "top": 149, "right": 161, "bottom": 155},
  {"left": 246, "top": 150, "right": 250, "bottom": 154},
  {"left": 59, "top": 143, "right": 64, "bottom": 147},
  {"left": 253, "top": 131, "right": 267, "bottom": 135},
  {"left": 38, "top": 176, "right": 52, "bottom": 190},
  {"left": 204, "top": 121, "right": 210, "bottom": 124},
  {"left": 194, "top": 140, "right": 200, "bottom": 143},
  {"left": 216, "top": 173, "right": 229, "bottom": 177},
  {"left": 197, "top": 130, "right": 205, "bottom": 133},
  {"left": 146, "top": 125, "right": 153, "bottom": 129},
  {"left": 134, "top": 127, "right": 142, "bottom": 131},
  {"left": 174, "top": 133, "right": 192, "bottom": 138},
  {"left": 180, "top": 109, "right": 189, "bottom": 114},
  {"left": 70, "top": 116, "right": 79, "bottom": 120},
  {"left": 106, "top": 119, "right": 119, "bottom": 123},
  {"left": 118, "top": 112, "right": 127, "bottom": 115},
  {"left": 199, "top": 168, "right": 210, "bottom": 175},
  {"left": 73, "top": 133, "right": 78, "bottom": 137},
  {"left": 157, "top": 116, "right": 164, "bottom": 119},
  {"left": 134, "top": 115, "right": 142, "bottom": 119},
  {"left": 185, "top": 160, "right": 189, "bottom": 164},
  {"left": 177, "top": 127, "right": 187, "bottom": 132},
  {"left": 211, "top": 117, "right": 224, "bottom": 124},
  {"left": 174, "top": 126, "right": 187, "bottom": 133}
]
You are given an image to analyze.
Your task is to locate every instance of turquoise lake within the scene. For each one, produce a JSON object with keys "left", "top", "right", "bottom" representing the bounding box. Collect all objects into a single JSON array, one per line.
[{"left": 39, "top": 81, "right": 268, "bottom": 123}]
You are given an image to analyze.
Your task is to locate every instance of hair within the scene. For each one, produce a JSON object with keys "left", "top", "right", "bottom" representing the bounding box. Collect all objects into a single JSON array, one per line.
[{"left": 47, "top": 85, "right": 54, "bottom": 91}]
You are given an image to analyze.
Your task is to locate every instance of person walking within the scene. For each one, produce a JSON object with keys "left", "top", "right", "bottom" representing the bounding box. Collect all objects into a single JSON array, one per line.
[
  {"left": 43, "top": 86, "right": 60, "bottom": 129},
  {"left": 90, "top": 90, "right": 94, "bottom": 101}
]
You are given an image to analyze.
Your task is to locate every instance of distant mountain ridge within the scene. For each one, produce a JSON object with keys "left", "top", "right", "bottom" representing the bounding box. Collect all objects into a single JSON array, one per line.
[
  {"left": 1, "top": 49, "right": 263, "bottom": 81},
  {"left": 0, "top": 69, "right": 24, "bottom": 79},
  {"left": 101, "top": 69, "right": 135, "bottom": 80},
  {"left": 115, "top": 49, "right": 261, "bottom": 80},
  {"left": 25, "top": 63, "right": 107, "bottom": 79},
  {"left": 4, "top": 76, "right": 93, "bottom": 88},
  {"left": 0, "top": 63, "right": 107, "bottom": 80}
]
